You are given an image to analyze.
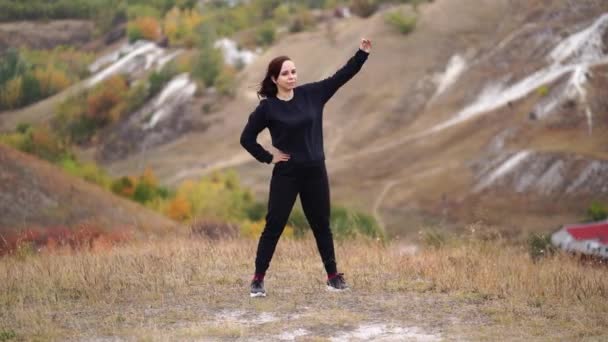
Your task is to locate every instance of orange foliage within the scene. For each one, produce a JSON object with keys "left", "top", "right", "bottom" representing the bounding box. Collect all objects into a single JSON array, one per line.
[
  {"left": 163, "top": 7, "right": 202, "bottom": 46},
  {"left": 86, "top": 75, "right": 128, "bottom": 124},
  {"left": 29, "top": 125, "right": 64, "bottom": 158},
  {"left": 140, "top": 167, "right": 158, "bottom": 187},
  {"left": 163, "top": 8, "right": 180, "bottom": 41},
  {"left": 165, "top": 195, "right": 192, "bottom": 222},
  {"left": 133, "top": 16, "right": 161, "bottom": 41}
]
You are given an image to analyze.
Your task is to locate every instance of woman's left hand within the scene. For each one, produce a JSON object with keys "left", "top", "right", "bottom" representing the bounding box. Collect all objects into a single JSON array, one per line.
[{"left": 360, "top": 38, "right": 372, "bottom": 53}]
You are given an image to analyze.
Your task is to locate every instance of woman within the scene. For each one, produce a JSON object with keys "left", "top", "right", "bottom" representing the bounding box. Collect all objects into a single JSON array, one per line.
[{"left": 240, "top": 38, "right": 372, "bottom": 297}]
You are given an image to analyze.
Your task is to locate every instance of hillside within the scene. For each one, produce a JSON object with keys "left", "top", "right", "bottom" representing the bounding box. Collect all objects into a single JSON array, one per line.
[
  {"left": 0, "top": 143, "right": 181, "bottom": 236},
  {"left": 95, "top": 0, "right": 608, "bottom": 237},
  {"left": 1, "top": 0, "right": 607, "bottom": 238}
]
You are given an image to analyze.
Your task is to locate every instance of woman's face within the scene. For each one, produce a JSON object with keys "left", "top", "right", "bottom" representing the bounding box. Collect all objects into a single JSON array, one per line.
[{"left": 272, "top": 60, "right": 297, "bottom": 91}]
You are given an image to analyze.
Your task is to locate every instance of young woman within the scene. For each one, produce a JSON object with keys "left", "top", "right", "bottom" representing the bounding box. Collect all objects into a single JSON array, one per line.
[{"left": 240, "top": 38, "right": 372, "bottom": 297}]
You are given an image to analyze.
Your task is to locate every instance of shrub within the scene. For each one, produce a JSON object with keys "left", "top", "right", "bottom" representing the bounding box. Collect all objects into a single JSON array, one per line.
[
  {"left": 0, "top": 131, "right": 25, "bottom": 151},
  {"left": 64, "top": 115, "right": 98, "bottom": 145},
  {"left": 133, "top": 181, "right": 157, "bottom": 204},
  {"left": 16, "top": 122, "right": 31, "bottom": 134},
  {"left": 385, "top": 10, "right": 417, "bottom": 35},
  {"left": 330, "top": 205, "right": 384, "bottom": 240},
  {"left": 0, "top": 48, "right": 90, "bottom": 110},
  {"left": 128, "top": 17, "right": 161, "bottom": 42},
  {"left": 148, "top": 64, "right": 177, "bottom": 99},
  {"left": 58, "top": 157, "right": 112, "bottom": 188},
  {"left": 527, "top": 232, "right": 555, "bottom": 261},
  {"left": 0, "top": 329, "right": 16, "bottom": 341},
  {"left": 215, "top": 66, "right": 237, "bottom": 97},
  {"left": 127, "top": 4, "right": 161, "bottom": 19},
  {"left": 350, "top": 0, "right": 379, "bottom": 18},
  {"left": 586, "top": 201, "right": 608, "bottom": 222},
  {"left": 193, "top": 23, "right": 223, "bottom": 87},
  {"left": 256, "top": 21, "right": 276, "bottom": 45},
  {"left": 0, "top": 49, "right": 24, "bottom": 85},
  {"left": 245, "top": 201, "right": 266, "bottom": 221},
  {"left": 22, "top": 126, "right": 68, "bottom": 162},
  {"left": 287, "top": 205, "right": 383, "bottom": 240},
  {"left": 1, "top": 125, "right": 71, "bottom": 163},
  {"left": 131, "top": 169, "right": 159, "bottom": 204},
  {"left": 86, "top": 75, "right": 128, "bottom": 125},
  {"left": 33, "top": 65, "right": 72, "bottom": 96},
  {"left": 53, "top": 94, "right": 86, "bottom": 135},
  {"left": 272, "top": 4, "right": 290, "bottom": 23},
  {"left": 108, "top": 168, "right": 167, "bottom": 205},
  {"left": 168, "top": 170, "right": 258, "bottom": 223},
  {"left": 165, "top": 194, "right": 192, "bottom": 221},
  {"left": 536, "top": 85, "right": 549, "bottom": 97},
  {"left": 21, "top": 47, "right": 94, "bottom": 80},
  {"left": 174, "top": 53, "right": 195, "bottom": 73},
  {"left": 1, "top": 124, "right": 81, "bottom": 165},
  {"left": 289, "top": 7, "right": 315, "bottom": 33},
  {"left": 127, "top": 25, "right": 144, "bottom": 42},
  {"left": 111, "top": 176, "right": 137, "bottom": 197},
  {"left": 125, "top": 81, "right": 149, "bottom": 114},
  {"left": 0, "top": 76, "right": 23, "bottom": 109},
  {"left": 163, "top": 7, "right": 203, "bottom": 47},
  {"left": 20, "top": 73, "right": 42, "bottom": 106}
]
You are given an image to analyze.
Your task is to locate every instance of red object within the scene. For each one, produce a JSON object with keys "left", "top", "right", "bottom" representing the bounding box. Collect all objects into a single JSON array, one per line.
[{"left": 565, "top": 222, "right": 608, "bottom": 244}]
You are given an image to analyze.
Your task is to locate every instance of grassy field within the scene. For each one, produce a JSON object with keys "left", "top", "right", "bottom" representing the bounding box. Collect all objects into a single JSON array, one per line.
[{"left": 1, "top": 226, "right": 607, "bottom": 341}]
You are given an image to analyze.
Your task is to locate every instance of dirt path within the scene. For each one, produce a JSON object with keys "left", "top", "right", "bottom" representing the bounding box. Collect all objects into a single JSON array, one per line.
[
  {"left": 373, "top": 179, "right": 399, "bottom": 233},
  {"left": 166, "top": 151, "right": 253, "bottom": 185}
]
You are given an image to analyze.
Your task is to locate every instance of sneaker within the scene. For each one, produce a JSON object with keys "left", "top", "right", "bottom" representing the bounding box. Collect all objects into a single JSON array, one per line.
[
  {"left": 250, "top": 279, "right": 266, "bottom": 297},
  {"left": 326, "top": 273, "right": 349, "bottom": 291}
]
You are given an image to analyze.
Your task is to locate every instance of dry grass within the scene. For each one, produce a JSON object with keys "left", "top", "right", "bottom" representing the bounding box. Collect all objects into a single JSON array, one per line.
[{"left": 1, "top": 231, "right": 607, "bottom": 340}]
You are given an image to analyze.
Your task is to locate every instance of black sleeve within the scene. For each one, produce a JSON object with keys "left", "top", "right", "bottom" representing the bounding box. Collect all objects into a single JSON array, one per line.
[
  {"left": 305, "top": 48, "right": 369, "bottom": 105},
  {"left": 240, "top": 101, "right": 273, "bottom": 164}
]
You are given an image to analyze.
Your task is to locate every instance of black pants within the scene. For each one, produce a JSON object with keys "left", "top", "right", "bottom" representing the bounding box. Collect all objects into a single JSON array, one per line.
[{"left": 255, "top": 160, "right": 337, "bottom": 275}]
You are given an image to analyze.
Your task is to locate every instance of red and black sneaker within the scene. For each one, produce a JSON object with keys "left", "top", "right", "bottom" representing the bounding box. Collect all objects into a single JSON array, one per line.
[
  {"left": 250, "top": 279, "right": 266, "bottom": 297},
  {"left": 327, "top": 273, "right": 349, "bottom": 291}
]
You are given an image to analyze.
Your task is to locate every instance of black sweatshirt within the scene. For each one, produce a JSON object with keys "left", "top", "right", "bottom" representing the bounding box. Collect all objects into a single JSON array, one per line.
[{"left": 240, "top": 48, "right": 369, "bottom": 164}]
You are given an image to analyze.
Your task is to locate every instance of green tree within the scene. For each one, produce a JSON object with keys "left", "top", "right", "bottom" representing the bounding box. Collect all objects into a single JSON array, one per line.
[
  {"left": 193, "top": 23, "right": 223, "bottom": 87},
  {"left": 133, "top": 181, "right": 156, "bottom": 204},
  {"left": 256, "top": 21, "right": 276, "bottom": 46},
  {"left": 0, "top": 49, "right": 26, "bottom": 86},
  {"left": 20, "top": 73, "right": 42, "bottom": 106}
]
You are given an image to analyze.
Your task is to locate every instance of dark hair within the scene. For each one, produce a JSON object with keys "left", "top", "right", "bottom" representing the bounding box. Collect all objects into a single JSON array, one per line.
[{"left": 257, "top": 55, "right": 291, "bottom": 99}]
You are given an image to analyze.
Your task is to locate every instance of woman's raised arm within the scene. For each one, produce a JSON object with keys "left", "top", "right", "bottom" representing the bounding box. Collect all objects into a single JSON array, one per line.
[{"left": 305, "top": 38, "right": 371, "bottom": 104}]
